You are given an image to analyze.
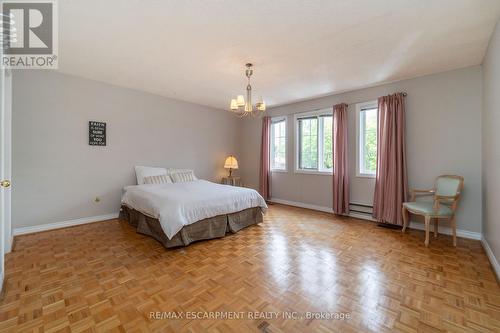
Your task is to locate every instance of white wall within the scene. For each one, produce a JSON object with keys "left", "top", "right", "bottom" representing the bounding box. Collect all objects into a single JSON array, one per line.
[
  {"left": 240, "top": 67, "right": 483, "bottom": 233},
  {"left": 482, "top": 21, "right": 500, "bottom": 264},
  {"left": 12, "top": 71, "right": 240, "bottom": 228}
]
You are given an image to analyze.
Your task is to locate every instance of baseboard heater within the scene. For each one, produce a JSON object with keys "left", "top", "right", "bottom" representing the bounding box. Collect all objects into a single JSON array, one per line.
[
  {"left": 349, "top": 202, "right": 373, "bottom": 216},
  {"left": 349, "top": 202, "right": 401, "bottom": 229}
]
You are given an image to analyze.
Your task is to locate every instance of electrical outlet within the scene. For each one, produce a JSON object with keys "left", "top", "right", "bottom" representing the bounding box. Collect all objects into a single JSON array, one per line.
[{"left": 94, "top": 196, "right": 101, "bottom": 203}]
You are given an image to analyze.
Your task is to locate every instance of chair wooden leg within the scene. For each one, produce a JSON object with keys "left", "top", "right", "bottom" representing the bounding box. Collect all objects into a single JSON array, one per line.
[
  {"left": 424, "top": 216, "right": 430, "bottom": 247},
  {"left": 433, "top": 218, "right": 438, "bottom": 238},
  {"left": 451, "top": 216, "right": 457, "bottom": 247},
  {"left": 402, "top": 206, "right": 408, "bottom": 233}
]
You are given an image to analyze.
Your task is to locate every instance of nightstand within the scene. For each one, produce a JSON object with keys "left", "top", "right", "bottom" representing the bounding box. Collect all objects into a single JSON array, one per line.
[{"left": 221, "top": 176, "right": 243, "bottom": 187}]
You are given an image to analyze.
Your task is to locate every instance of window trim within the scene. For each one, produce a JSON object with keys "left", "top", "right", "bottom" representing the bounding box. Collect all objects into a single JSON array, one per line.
[
  {"left": 294, "top": 109, "right": 333, "bottom": 175},
  {"left": 270, "top": 116, "right": 287, "bottom": 172},
  {"left": 356, "top": 101, "right": 378, "bottom": 178}
]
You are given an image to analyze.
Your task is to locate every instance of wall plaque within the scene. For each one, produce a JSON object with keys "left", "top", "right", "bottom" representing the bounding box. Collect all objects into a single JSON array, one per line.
[{"left": 89, "top": 121, "right": 106, "bottom": 146}]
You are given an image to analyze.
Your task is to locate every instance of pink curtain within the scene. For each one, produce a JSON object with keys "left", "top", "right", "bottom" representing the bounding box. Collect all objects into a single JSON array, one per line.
[
  {"left": 373, "top": 93, "right": 408, "bottom": 225},
  {"left": 259, "top": 116, "right": 271, "bottom": 200},
  {"left": 333, "top": 103, "right": 350, "bottom": 214}
]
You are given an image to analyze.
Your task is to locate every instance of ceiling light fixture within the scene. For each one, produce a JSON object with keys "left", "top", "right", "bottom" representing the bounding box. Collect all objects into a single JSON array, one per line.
[{"left": 229, "top": 63, "right": 266, "bottom": 117}]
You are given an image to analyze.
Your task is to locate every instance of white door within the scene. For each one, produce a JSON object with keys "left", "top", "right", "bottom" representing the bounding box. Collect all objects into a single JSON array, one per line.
[{"left": 0, "top": 66, "right": 13, "bottom": 291}]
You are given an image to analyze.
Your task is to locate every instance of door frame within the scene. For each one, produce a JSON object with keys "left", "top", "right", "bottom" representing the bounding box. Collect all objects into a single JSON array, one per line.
[
  {"left": 0, "top": 66, "right": 13, "bottom": 292},
  {"left": 2, "top": 68, "right": 12, "bottom": 253}
]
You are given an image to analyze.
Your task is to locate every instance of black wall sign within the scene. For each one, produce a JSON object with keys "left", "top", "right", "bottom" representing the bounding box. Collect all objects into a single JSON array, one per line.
[{"left": 89, "top": 121, "right": 106, "bottom": 146}]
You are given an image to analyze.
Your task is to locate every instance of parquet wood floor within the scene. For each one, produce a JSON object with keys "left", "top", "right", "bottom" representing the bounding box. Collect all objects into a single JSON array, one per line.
[{"left": 0, "top": 204, "right": 499, "bottom": 332}]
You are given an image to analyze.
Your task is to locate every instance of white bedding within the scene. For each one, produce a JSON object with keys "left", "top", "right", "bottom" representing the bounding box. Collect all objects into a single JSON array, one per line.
[{"left": 121, "top": 180, "right": 267, "bottom": 239}]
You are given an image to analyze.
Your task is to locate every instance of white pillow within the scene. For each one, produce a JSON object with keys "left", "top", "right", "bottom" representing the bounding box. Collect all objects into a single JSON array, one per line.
[
  {"left": 170, "top": 170, "right": 197, "bottom": 183},
  {"left": 134, "top": 166, "right": 168, "bottom": 185},
  {"left": 168, "top": 168, "right": 196, "bottom": 175},
  {"left": 143, "top": 174, "right": 172, "bottom": 184}
]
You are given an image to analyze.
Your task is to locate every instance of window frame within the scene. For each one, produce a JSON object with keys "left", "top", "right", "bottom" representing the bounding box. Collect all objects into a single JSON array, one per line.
[
  {"left": 270, "top": 116, "right": 288, "bottom": 172},
  {"left": 294, "top": 109, "right": 333, "bottom": 175},
  {"left": 356, "top": 100, "right": 378, "bottom": 178}
]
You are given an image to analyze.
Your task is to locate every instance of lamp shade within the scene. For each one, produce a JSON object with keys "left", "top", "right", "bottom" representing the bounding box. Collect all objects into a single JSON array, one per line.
[
  {"left": 230, "top": 99, "right": 238, "bottom": 110},
  {"left": 257, "top": 100, "right": 266, "bottom": 111},
  {"left": 224, "top": 155, "right": 239, "bottom": 169},
  {"left": 236, "top": 95, "right": 245, "bottom": 107}
]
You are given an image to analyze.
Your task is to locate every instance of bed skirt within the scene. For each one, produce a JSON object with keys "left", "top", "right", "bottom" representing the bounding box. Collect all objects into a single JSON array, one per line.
[{"left": 120, "top": 205, "right": 263, "bottom": 248}]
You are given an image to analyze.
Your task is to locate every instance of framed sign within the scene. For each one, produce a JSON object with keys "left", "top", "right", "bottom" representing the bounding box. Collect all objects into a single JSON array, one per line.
[{"left": 89, "top": 121, "right": 106, "bottom": 146}]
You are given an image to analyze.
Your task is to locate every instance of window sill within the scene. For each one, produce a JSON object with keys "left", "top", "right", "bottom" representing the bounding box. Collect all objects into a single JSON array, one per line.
[
  {"left": 294, "top": 169, "right": 333, "bottom": 176},
  {"left": 271, "top": 169, "right": 288, "bottom": 173},
  {"left": 356, "top": 173, "right": 376, "bottom": 179}
]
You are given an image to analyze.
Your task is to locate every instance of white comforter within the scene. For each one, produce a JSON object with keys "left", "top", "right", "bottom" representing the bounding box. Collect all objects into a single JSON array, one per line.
[{"left": 121, "top": 180, "right": 267, "bottom": 239}]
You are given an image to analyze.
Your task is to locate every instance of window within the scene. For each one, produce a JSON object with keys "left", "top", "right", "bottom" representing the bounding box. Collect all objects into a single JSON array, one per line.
[
  {"left": 356, "top": 101, "right": 378, "bottom": 177},
  {"left": 270, "top": 117, "right": 287, "bottom": 171},
  {"left": 298, "top": 117, "right": 318, "bottom": 169},
  {"left": 295, "top": 110, "right": 333, "bottom": 173}
]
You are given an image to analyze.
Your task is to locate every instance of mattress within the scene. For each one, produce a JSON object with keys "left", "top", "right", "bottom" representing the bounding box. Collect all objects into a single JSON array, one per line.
[{"left": 121, "top": 180, "right": 267, "bottom": 239}]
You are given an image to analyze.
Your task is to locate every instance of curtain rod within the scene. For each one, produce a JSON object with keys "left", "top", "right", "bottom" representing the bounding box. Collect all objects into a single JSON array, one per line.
[
  {"left": 270, "top": 92, "right": 408, "bottom": 117},
  {"left": 345, "top": 92, "right": 407, "bottom": 107}
]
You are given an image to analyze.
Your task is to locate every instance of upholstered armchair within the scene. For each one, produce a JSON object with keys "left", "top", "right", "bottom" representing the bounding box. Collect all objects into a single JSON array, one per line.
[{"left": 402, "top": 175, "right": 464, "bottom": 247}]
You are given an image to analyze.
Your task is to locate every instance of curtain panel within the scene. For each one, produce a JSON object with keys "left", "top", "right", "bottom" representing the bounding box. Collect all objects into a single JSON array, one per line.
[
  {"left": 259, "top": 116, "right": 271, "bottom": 200},
  {"left": 333, "top": 103, "right": 350, "bottom": 214},
  {"left": 372, "top": 93, "right": 408, "bottom": 225}
]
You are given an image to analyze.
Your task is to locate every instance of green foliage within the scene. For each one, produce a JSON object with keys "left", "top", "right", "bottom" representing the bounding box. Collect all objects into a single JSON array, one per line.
[
  {"left": 299, "top": 116, "right": 333, "bottom": 170},
  {"left": 300, "top": 118, "right": 318, "bottom": 169},
  {"left": 323, "top": 117, "right": 333, "bottom": 169},
  {"left": 363, "top": 110, "right": 377, "bottom": 172},
  {"left": 272, "top": 121, "right": 286, "bottom": 169}
]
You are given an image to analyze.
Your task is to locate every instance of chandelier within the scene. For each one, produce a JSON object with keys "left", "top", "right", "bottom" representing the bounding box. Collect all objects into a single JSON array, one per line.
[{"left": 229, "top": 63, "right": 266, "bottom": 117}]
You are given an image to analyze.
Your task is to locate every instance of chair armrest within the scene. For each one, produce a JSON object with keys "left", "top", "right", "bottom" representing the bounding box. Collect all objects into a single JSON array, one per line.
[
  {"left": 410, "top": 189, "right": 435, "bottom": 201},
  {"left": 435, "top": 194, "right": 458, "bottom": 202},
  {"left": 411, "top": 189, "right": 435, "bottom": 194}
]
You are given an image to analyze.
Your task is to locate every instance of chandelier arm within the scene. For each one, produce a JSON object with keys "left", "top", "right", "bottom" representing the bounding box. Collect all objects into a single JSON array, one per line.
[{"left": 252, "top": 109, "right": 261, "bottom": 118}]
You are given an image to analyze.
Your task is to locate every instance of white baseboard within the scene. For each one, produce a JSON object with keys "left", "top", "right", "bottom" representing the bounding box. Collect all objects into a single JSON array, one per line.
[
  {"left": 481, "top": 236, "right": 500, "bottom": 280},
  {"left": 348, "top": 212, "right": 377, "bottom": 221},
  {"left": 269, "top": 197, "right": 481, "bottom": 240},
  {"left": 13, "top": 212, "right": 120, "bottom": 236},
  {"left": 5, "top": 236, "right": 13, "bottom": 254},
  {"left": 270, "top": 198, "right": 333, "bottom": 213},
  {"left": 408, "top": 221, "right": 481, "bottom": 240}
]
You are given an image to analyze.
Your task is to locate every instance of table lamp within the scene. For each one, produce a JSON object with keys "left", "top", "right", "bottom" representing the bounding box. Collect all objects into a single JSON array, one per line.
[{"left": 224, "top": 155, "right": 238, "bottom": 177}]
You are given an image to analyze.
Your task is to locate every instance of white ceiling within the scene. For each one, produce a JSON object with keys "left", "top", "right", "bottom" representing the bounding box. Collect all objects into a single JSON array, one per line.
[{"left": 58, "top": 0, "right": 500, "bottom": 110}]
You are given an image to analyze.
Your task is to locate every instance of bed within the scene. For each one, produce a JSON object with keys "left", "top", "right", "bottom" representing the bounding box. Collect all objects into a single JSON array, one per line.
[{"left": 120, "top": 175, "right": 267, "bottom": 248}]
